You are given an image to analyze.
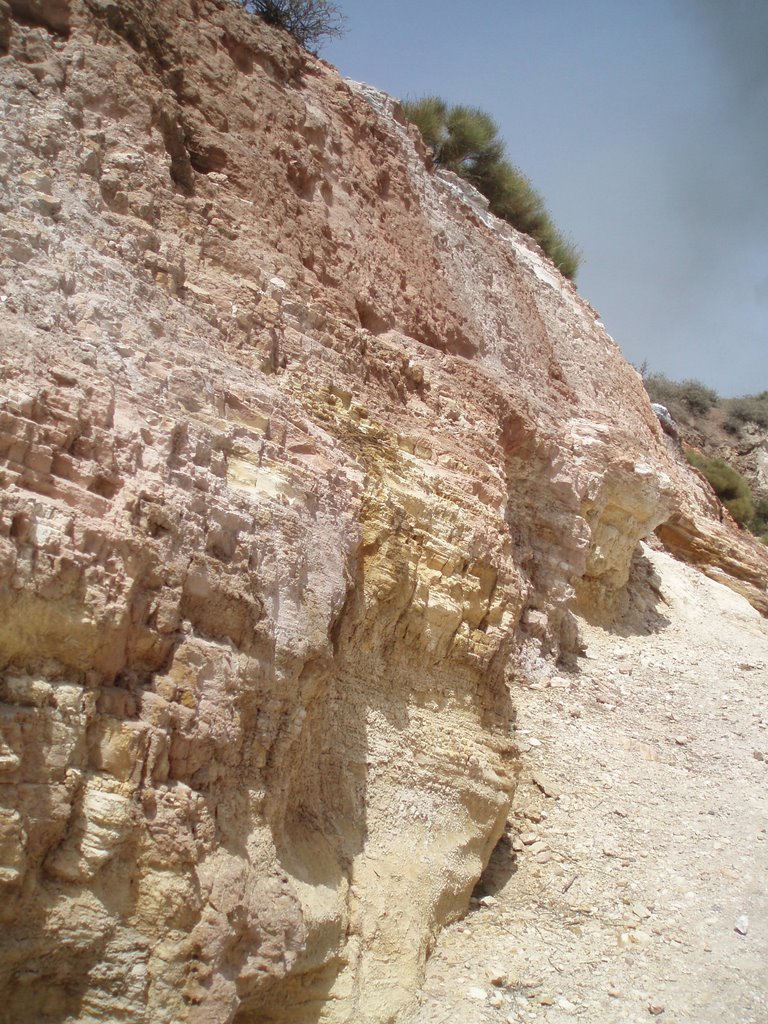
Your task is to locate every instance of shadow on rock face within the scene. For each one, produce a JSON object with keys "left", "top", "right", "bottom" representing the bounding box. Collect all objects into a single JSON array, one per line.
[
  {"left": 577, "top": 542, "right": 672, "bottom": 638},
  {"left": 471, "top": 831, "right": 519, "bottom": 901},
  {"left": 607, "top": 543, "right": 673, "bottom": 637}
]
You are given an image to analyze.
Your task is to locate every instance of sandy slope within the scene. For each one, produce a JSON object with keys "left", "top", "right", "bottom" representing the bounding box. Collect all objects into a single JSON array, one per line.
[{"left": 410, "top": 544, "right": 768, "bottom": 1024}]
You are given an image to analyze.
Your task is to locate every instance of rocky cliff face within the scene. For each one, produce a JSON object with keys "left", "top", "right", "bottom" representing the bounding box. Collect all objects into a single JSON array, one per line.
[{"left": 0, "top": 2, "right": 766, "bottom": 1022}]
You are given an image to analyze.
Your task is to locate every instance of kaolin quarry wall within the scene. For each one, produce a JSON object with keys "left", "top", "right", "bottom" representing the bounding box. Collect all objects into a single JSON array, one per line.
[{"left": 1, "top": 1, "right": 766, "bottom": 1022}]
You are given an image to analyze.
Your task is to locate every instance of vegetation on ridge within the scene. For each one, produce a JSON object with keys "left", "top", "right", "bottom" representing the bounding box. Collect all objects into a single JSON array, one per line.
[
  {"left": 644, "top": 373, "right": 768, "bottom": 437},
  {"left": 402, "top": 96, "right": 581, "bottom": 280},
  {"left": 642, "top": 371, "right": 768, "bottom": 541},
  {"left": 236, "top": 0, "right": 345, "bottom": 52},
  {"left": 643, "top": 373, "right": 719, "bottom": 418},
  {"left": 685, "top": 449, "right": 754, "bottom": 526},
  {"left": 726, "top": 393, "right": 768, "bottom": 433}
]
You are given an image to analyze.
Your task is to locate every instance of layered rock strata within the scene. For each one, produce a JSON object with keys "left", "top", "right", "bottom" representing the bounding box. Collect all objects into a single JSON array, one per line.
[{"left": 0, "top": 2, "right": 765, "bottom": 1022}]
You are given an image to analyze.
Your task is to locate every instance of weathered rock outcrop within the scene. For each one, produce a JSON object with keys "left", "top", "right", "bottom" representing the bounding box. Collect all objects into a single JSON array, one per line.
[{"left": 0, "top": 2, "right": 765, "bottom": 1022}]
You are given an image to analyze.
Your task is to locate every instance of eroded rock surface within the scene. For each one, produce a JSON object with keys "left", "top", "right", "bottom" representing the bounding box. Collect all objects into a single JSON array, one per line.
[{"left": 0, "top": 2, "right": 765, "bottom": 1022}]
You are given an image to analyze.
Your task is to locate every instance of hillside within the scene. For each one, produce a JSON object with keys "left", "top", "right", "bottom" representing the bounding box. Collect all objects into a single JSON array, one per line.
[
  {"left": 644, "top": 375, "right": 768, "bottom": 537},
  {"left": 0, "top": 2, "right": 766, "bottom": 1023}
]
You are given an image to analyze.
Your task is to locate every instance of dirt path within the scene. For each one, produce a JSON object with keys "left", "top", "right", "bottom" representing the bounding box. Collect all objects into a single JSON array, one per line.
[{"left": 409, "top": 544, "right": 768, "bottom": 1024}]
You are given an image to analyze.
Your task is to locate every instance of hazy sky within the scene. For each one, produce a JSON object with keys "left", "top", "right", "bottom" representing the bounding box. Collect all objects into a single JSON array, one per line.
[{"left": 324, "top": 0, "right": 767, "bottom": 397}]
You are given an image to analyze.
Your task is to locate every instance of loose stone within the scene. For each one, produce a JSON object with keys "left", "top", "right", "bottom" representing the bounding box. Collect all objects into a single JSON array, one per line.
[{"left": 531, "top": 772, "right": 560, "bottom": 798}]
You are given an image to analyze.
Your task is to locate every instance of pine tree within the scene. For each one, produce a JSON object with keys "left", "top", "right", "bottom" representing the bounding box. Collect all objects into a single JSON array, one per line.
[{"left": 403, "top": 96, "right": 580, "bottom": 280}]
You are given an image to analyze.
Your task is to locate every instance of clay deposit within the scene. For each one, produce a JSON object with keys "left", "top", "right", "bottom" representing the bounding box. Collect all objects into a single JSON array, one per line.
[{"left": 0, "top": 2, "right": 765, "bottom": 1022}]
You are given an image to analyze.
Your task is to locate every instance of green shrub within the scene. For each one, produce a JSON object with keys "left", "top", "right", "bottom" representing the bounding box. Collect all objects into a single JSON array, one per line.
[
  {"left": 643, "top": 373, "right": 682, "bottom": 413},
  {"left": 644, "top": 373, "right": 719, "bottom": 418},
  {"left": 685, "top": 449, "right": 755, "bottom": 525},
  {"left": 402, "top": 96, "right": 580, "bottom": 280},
  {"left": 443, "top": 105, "right": 504, "bottom": 172},
  {"left": 402, "top": 96, "right": 448, "bottom": 154},
  {"left": 236, "top": 0, "right": 345, "bottom": 51},
  {"left": 724, "top": 394, "right": 768, "bottom": 433},
  {"left": 678, "top": 379, "right": 719, "bottom": 415},
  {"left": 750, "top": 494, "right": 768, "bottom": 538}
]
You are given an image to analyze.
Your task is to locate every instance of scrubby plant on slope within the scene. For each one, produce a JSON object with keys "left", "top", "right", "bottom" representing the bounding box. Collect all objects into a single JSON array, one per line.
[
  {"left": 641, "top": 371, "right": 768, "bottom": 542},
  {"left": 750, "top": 495, "right": 768, "bottom": 543},
  {"left": 685, "top": 449, "right": 754, "bottom": 525},
  {"left": 724, "top": 392, "right": 768, "bottom": 433},
  {"left": 236, "top": 0, "right": 345, "bottom": 52},
  {"left": 402, "top": 96, "right": 580, "bottom": 280},
  {"left": 643, "top": 373, "right": 720, "bottom": 419}
]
